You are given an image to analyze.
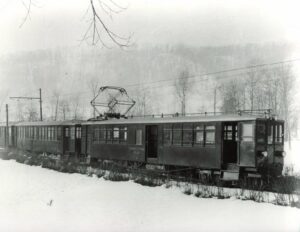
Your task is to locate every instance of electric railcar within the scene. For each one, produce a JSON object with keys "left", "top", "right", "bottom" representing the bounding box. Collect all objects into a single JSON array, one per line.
[{"left": 0, "top": 114, "right": 284, "bottom": 180}]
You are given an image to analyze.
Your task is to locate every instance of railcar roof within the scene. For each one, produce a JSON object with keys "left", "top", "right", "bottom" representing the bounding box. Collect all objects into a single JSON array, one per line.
[
  {"left": 82, "top": 114, "right": 262, "bottom": 125},
  {"left": 1, "top": 120, "right": 83, "bottom": 127},
  {"left": 0, "top": 114, "right": 281, "bottom": 127}
]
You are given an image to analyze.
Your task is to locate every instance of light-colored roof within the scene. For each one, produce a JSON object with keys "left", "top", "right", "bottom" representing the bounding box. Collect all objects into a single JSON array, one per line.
[
  {"left": 0, "top": 114, "right": 280, "bottom": 127},
  {"left": 82, "top": 114, "right": 261, "bottom": 125},
  {"left": 0, "top": 120, "right": 83, "bottom": 127}
]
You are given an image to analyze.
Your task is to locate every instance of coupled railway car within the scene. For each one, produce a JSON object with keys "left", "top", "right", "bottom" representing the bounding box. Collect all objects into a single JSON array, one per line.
[{"left": 0, "top": 113, "right": 284, "bottom": 181}]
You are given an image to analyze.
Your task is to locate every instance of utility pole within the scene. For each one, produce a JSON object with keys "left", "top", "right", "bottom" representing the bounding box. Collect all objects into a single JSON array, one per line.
[
  {"left": 10, "top": 88, "right": 43, "bottom": 121},
  {"left": 5, "top": 104, "right": 8, "bottom": 148},
  {"left": 39, "top": 88, "right": 43, "bottom": 121},
  {"left": 213, "top": 87, "right": 217, "bottom": 115}
]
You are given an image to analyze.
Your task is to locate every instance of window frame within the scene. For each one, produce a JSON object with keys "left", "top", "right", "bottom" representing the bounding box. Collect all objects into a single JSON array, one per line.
[
  {"left": 163, "top": 124, "right": 173, "bottom": 146},
  {"left": 135, "top": 128, "right": 143, "bottom": 145},
  {"left": 172, "top": 123, "right": 182, "bottom": 146},
  {"left": 194, "top": 124, "right": 204, "bottom": 145},
  {"left": 182, "top": 123, "right": 193, "bottom": 146},
  {"left": 205, "top": 125, "right": 216, "bottom": 145},
  {"left": 242, "top": 123, "right": 254, "bottom": 142}
]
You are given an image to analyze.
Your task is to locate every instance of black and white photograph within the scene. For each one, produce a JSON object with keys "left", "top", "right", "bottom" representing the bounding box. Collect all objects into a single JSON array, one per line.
[{"left": 0, "top": 0, "right": 300, "bottom": 231}]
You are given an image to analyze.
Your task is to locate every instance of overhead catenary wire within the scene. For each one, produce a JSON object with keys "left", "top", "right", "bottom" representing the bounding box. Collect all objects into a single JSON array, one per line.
[{"left": 30, "top": 57, "right": 300, "bottom": 102}]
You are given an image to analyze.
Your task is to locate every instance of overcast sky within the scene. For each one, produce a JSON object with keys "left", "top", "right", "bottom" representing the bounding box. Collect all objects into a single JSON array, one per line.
[{"left": 0, "top": 0, "right": 300, "bottom": 55}]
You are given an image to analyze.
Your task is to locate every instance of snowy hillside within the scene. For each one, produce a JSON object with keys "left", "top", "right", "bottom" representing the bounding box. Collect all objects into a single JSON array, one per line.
[{"left": 0, "top": 159, "right": 299, "bottom": 232}]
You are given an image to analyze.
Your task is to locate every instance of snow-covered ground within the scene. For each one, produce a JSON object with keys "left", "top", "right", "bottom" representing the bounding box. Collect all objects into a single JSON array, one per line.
[
  {"left": 285, "top": 140, "right": 300, "bottom": 174},
  {"left": 0, "top": 160, "right": 299, "bottom": 232}
]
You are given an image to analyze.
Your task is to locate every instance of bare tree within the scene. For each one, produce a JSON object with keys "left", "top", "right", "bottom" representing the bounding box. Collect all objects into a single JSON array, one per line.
[
  {"left": 59, "top": 99, "right": 70, "bottom": 121},
  {"left": 174, "top": 70, "right": 192, "bottom": 115},
  {"left": 277, "top": 64, "right": 295, "bottom": 146},
  {"left": 71, "top": 95, "right": 82, "bottom": 120},
  {"left": 220, "top": 80, "right": 244, "bottom": 113},
  {"left": 26, "top": 102, "right": 39, "bottom": 121},
  {"left": 87, "top": 77, "right": 100, "bottom": 118},
  {"left": 245, "top": 69, "right": 258, "bottom": 112},
  {"left": 19, "top": 0, "right": 131, "bottom": 47},
  {"left": 49, "top": 90, "right": 60, "bottom": 121},
  {"left": 83, "top": 0, "right": 131, "bottom": 47},
  {"left": 0, "top": 91, "right": 8, "bottom": 121},
  {"left": 131, "top": 86, "right": 152, "bottom": 116}
]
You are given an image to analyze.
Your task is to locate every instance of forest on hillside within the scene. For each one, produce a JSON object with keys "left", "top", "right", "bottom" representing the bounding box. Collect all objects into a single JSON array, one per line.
[{"left": 0, "top": 42, "right": 298, "bottom": 139}]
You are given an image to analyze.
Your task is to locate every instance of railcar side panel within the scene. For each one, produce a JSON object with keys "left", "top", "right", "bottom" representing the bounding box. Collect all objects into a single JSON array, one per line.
[
  {"left": 88, "top": 124, "right": 146, "bottom": 162},
  {"left": 159, "top": 122, "right": 222, "bottom": 169},
  {"left": 238, "top": 121, "right": 256, "bottom": 167},
  {"left": 0, "top": 127, "right": 5, "bottom": 147}
]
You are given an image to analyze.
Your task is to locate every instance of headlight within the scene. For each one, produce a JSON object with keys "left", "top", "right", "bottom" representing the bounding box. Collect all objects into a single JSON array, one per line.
[
  {"left": 262, "top": 151, "right": 268, "bottom": 157},
  {"left": 282, "top": 151, "right": 286, "bottom": 157}
]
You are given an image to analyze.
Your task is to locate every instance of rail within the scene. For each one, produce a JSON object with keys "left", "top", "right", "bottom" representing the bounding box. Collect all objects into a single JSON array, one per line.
[{"left": 127, "top": 109, "right": 274, "bottom": 119}]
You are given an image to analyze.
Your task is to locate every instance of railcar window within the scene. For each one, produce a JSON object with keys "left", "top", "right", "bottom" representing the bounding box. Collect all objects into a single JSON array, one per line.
[
  {"left": 93, "top": 126, "right": 99, "bottom": 142},
  {"left": 113, "top": 127, "right": 120, "bottom": 143},
  {"left": 257, "top": 123, "right": 266, "bottom": 143},
  {"left": 48, "top": 127, "right": 51, "bottom": 141},
  {"left": 99, "top": 126, "right": 106, "bottom": 142},
  {"left": 173, "top": 124, "right": 182, "bottom": 145},
  {"left": 38, "top": 127, "right": 41, "bottom": 140},
  {"left": 135, "top": 129, "right": 143, "bottom": 145},
  {"left": 205, "top": 125, "right": 216, "bottom": 145},
  {"left": 242, "top": 124, "right": 254, "bottom": 142},
  {"left": 268, "top": 125, "right": 273, "bottom": 144},
  {"left": 106, "top": 127, "right": 112, "bottom": 143},
  {"left": 41, "top": 127, "right": 44, "bottom": 140},
  {"left": 34, "top": 127, "right": 37, "bottom": 139},
  {"left": 70, "top": 127, "right": 75, "bottom": 140},
  {"left": 119, "top": 126, "right": 127, "bottom": 144},
  {"left": 163, "top": 125, "right": 172, "bottom": 145},
  {"left": 194, "top": 125, "right": 204, "bottom": 144},
  {"left": 275, "top": 124, "right": 283, "bottom": 143},
  {"left": 44, "top": 127, "right": 47, "bottom": 140},
  {"left": 65, "top": 127, "right": 69, "bottom": 138},
  {"left": 57, "top": 127, "right": 61, "bottom": 140},
  {"left": 182, "top": 124, "right": 193, "bottom": 146},
  {"left": 53, "top": 127, "right": 56, "bottom": 140},
  {"left": 76, "top": 127, "right": 81, "bottom": 139},
  {"left": 51, "top": 127, "right": 54, "bottom": 140},
  {"left": 224, "top": 125, "right": 233, "bottom": 140}
]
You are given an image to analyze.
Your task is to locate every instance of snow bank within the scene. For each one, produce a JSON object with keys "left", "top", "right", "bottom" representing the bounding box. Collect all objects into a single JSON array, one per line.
[
  {"left": 0, "top": 160, "right": 299, "bottom": 232},
  {"left": 285, "top": 140, "right": 300, "bottom": 173}
]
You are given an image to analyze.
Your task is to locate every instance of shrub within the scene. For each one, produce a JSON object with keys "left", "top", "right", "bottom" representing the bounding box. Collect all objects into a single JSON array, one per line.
[
  {"left": 164, "top": 181, "right": 172, "bottom": 189},
  {"left": 183, "top": 184, "right": 193, "bottom": 195},
  {"left": 134, "top": 176, "right": 163, "bottom": 187},
  {"left": 104, "top": 171, "right": 129, "bottom": 182},
  {"left": 194, "top": 191, "right": 201, "bottom": 198},
  {"left": 213, "top": 186, "right": 229, "bottom": 199}
]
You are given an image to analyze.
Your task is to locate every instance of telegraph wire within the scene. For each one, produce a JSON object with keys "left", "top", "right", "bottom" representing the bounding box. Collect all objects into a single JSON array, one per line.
[{"left": 39, "top": 57, "right": 300, "bottom": 101}]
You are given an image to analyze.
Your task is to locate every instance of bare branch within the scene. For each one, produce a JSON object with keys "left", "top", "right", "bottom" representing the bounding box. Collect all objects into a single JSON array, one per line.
[
  {"left": 19, "top": 0, "right": 31, "bottom": 28},
  {"left": 81, "top": 0, "right": 131, "bottom": 48}
]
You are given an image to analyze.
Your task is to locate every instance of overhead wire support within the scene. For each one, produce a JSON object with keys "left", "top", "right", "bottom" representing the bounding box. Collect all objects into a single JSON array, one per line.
[{"left": 10, "top": 88, "right": 43, "bottom": 121}]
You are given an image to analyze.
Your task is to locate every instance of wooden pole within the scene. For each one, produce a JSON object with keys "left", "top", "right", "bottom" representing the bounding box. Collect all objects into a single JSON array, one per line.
[
  {"left": 5, "top": 104, "right": 8, "bottom": 148},
  {"left": 39, "top": 88, "right": 43, "bottom": 121}
]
